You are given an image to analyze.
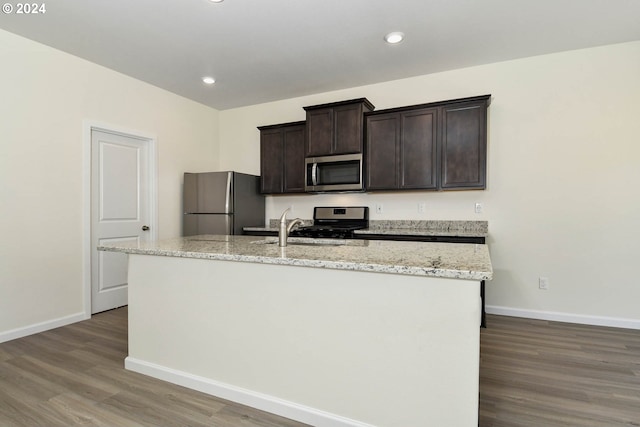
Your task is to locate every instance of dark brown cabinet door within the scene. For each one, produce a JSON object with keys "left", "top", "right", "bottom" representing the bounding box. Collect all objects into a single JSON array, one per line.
[
  {"left": 259, "top": 122, "right": 306, "bottom": 194},
  {"left": 304, "top": 98, "right": 374, "bottom": 157},
  {"left": 400, "top": 108, "right": 438, "bottom": 189},
  {"left": 440, "top": 100, "right": 487, "bottom": 190},
  {"left": 305, "top": 109, "right": 333, "bottom": 156},
  {"left": 260, "top": 128, "right": 284, "bottom": 194},
  {"left": 282, "top": 125, "right": 305, "bottom": 193},
  {"left": 334, "top": 104, "right": 365, "bottom": 154},
  {"left": 366, "top": 113, "right": 399, "bottom": 190},
  {"left": 365, "top": 108, "right": 437, "bottom": 191}
]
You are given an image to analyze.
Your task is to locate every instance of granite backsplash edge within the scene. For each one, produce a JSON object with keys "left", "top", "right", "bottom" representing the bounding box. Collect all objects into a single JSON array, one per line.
[{"left": 262, "top": 219, "right": 488, "bottom": 234}]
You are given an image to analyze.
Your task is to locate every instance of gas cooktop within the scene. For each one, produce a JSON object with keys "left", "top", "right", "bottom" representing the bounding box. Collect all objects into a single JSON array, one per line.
[{"left": 291, "top": 207, "right": 369, "bottom": 239}]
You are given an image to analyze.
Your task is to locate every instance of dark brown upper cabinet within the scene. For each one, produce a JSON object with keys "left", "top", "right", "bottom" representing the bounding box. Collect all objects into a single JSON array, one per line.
[
  {"left": 366, "top": 107, "right": 438, "bottom": 191},
  {"left": 365, "top": 95, "right": 490, "bottom": 191},
  {"left": 304, "top": 98, "right": 374, "bottom": 157},
  {"left": 440, "top": 99, "right": 488, "bottom": 190},
  {"left": 258, "top": 121, "right": 306, "bottom": 194}
]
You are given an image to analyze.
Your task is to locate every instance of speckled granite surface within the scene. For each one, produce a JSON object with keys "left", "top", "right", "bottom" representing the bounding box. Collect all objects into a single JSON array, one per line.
[
  {"left": 99, "top": 234, "right": 492, "bottom": 281},
  {"left": 245, "top": 219, "right": 488, "bottom": 237},
  {"left": 357, "top": 220, "right": 488, "bottom": 237}
]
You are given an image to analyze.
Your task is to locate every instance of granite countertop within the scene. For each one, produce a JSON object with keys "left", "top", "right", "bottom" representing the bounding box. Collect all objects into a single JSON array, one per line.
[
  {"left": 244, "top": 220, "right": 488, "bottom": 238},
  {"left": 356, "top": 220, "right": 488, "bottom": 237},
  {"left": 98, "top": 234, "right": 492, "bottom": 281}
]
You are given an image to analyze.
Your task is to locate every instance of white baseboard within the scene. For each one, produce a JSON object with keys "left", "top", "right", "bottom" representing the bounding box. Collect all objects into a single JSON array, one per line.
[
  {"left": 0, "top": 311, "right": 88, "bottom": 343},
  {"left": 486, "top": 305, "right": 640, "bottom": 330},
  {"left": 125, "top": 357, "right": 375, "bottom": 427}
]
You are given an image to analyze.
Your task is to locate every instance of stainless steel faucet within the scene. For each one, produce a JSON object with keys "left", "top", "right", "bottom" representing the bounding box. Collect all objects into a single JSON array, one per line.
[{"left": 278, "top": 208, "right": 303, "bottom": 247}]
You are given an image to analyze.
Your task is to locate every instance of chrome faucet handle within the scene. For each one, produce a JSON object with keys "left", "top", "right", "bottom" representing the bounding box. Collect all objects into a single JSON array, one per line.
[{"left": 286, "top": 218, "right": 304, "bottom": 234}]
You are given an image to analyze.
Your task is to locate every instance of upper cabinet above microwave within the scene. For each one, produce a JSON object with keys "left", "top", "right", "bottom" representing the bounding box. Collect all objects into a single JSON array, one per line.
[{"left": 303, "top": 98, "right": 374, "bottom": 157}]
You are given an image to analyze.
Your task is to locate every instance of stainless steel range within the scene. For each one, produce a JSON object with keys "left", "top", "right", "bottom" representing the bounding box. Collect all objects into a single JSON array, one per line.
[{"left": 291, "top": 206, "right": 369, "bottom": 239}]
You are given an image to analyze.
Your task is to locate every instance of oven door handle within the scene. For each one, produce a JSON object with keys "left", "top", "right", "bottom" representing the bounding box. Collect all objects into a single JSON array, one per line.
[{"left": 311, "top": 163, "right": 318, "bottom": 186}]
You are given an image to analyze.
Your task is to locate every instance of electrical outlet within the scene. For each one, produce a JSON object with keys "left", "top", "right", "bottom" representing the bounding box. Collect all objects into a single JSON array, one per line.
[
  {"left": 418, "top": 202, "right": 426, "bottom": 213},
  {"left": 475, "top": 203, "right": 483, "bottom": 214},
  {"left": 375, "top": 203, "right": 383, "bottom": 214},
  {"left": 539, "top": 277, "right": 550, "bottom": 290}
]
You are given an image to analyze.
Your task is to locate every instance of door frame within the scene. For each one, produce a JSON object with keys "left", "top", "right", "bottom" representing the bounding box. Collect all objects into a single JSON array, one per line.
[{"left": 82, "top": 120, "right": 158, "bottom": 319}]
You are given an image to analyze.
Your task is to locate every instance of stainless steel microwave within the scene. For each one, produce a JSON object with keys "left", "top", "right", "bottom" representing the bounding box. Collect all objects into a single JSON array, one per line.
[{"left": 305, "top": 153, "right": 363, "bottom": 192}]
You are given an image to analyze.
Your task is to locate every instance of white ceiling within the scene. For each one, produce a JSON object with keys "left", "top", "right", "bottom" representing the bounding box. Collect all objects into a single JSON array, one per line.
[{"left": 2, "top": 0, "right": 639, "bottom": 110}]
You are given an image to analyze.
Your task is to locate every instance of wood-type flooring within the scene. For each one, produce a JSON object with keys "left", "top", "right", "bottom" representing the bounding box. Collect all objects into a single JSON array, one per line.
[
  {"left": 1, "top": 308, "right": 639, "bottom": 426},
  {"left": 480, "top": 315, "right": 640, "bottom": 427},
  {"left": 0, "top": 307, "right": 308, "bottom": 427}
]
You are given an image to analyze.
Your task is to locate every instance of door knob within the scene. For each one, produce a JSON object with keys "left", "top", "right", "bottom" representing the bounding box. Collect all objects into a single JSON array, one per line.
[{"left": 142, "top": 225, "right": 150, "bottom": 231}]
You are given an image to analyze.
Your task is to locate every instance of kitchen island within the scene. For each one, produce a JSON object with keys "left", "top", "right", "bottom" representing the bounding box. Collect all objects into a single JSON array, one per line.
[{"left": 99, "top": 235, "right": 492, "bottom": 427}]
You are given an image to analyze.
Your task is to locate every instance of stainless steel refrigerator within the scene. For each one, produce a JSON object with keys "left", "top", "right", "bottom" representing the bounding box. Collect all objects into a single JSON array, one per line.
[{"left": 183, "top": 171, "right": 265, "bottom": 236}]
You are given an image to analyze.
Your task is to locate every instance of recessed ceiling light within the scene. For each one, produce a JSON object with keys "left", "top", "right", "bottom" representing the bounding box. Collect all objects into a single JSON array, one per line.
[
  {"left": 202, "top": 76, "right": 215, "bottom": 85},
  {"left": 209, "top": 0, "right": 224, "bottom": 3},
  {"left": 384, "top": 32, "right": 405, "bottom": 44}
]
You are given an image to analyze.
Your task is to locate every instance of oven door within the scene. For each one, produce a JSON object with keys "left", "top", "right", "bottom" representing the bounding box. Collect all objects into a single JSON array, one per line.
[{"left": 305, "top": 153, "right": 363, "bottom": 192}]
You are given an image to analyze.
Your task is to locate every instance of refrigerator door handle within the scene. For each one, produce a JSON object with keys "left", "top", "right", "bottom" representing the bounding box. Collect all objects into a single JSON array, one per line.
[{"left": 225, "top": 172, "right": 232, "bottom": 213}]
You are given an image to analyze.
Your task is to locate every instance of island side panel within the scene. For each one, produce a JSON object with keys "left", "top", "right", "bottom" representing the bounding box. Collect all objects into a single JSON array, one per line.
[{"left": 126, "top": 254, "right": 481, "bottom": 427}]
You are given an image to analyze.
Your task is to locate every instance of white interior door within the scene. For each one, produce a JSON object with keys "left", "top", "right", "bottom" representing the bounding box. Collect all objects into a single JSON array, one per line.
[{"left": 91, "top": 129, "right": 151, "bottom": 314}]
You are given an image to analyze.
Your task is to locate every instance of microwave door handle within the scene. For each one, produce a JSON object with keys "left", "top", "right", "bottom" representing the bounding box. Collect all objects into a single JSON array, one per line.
[{"left": 311, "top": 163, "right": 318, "bottom": 186}]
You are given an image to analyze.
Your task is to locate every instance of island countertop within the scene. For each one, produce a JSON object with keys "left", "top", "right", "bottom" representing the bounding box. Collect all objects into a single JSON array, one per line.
[{"left": 99, "top": 234, "right": 492, "bottom": 281}]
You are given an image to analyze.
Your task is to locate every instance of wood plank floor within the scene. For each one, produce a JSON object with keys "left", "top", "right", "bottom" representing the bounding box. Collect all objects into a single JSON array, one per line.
[
  {"left": 0, "top": 307, "right": 309, "bottom": 427},
  {"left": 1, "top": 309, "right": 639, "bottom": 426},
  {"left": 480, "top": 315, "right": 640, "bottom": 427}
]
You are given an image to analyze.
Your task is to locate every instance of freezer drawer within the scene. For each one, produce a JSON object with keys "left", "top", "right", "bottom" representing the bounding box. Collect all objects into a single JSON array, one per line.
[{"left": 183, "top": 214, "right": 232, "bottom": 236}]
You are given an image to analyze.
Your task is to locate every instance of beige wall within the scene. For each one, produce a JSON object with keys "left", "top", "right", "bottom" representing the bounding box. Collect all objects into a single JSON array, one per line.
[
  {"left": 0, "top": 30, "right": 219, "bottom": 337},
  {"left": 220, "top": 41, "right": 640, "bottom": 326}
]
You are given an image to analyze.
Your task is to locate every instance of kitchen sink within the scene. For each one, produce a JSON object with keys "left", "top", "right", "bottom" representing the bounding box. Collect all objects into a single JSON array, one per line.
[
  {"left": 251, "top": 237, "right": 348, "bottom": 247},
  {"left": 286, "top": 241, "right": 343, "bottom": 247}
]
